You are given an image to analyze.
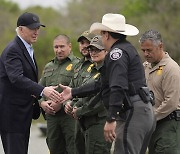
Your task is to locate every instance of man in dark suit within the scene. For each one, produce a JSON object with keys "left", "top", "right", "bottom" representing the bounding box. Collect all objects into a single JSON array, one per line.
[{"left": 0, "top": 12, "right": 62, "bottom": 154}]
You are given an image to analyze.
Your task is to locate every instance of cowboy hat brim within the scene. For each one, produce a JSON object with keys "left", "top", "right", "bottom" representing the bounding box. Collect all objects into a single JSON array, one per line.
[{"left": 90, "top": 22, "right": 139, "bottom": 36}]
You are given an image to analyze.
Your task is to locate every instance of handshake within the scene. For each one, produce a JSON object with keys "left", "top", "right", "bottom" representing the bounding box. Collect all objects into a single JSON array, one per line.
[{"left": 40, "top": 84, "right": 72, "bottom": 115}]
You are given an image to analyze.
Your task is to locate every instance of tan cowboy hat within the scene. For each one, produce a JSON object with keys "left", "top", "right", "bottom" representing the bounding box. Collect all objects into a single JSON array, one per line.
[{"left": 90, "top": 13, "right": 139, "bottom": 36}]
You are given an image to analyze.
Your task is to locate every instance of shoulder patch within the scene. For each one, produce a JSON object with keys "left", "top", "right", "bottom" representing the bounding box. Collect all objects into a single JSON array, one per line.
[{"left": 110, "top": 48, "right": 122, "bottom": 60}]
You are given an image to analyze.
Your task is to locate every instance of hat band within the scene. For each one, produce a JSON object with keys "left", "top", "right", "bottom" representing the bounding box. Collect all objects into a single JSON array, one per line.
[{"left": 116, "top": 30, "right": 125, "bottom": 32}]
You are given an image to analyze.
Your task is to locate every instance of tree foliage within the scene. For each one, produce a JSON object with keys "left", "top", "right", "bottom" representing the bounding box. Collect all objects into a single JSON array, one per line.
[{"left": 0, "top": 0, "right": 180, "bottom": 76}]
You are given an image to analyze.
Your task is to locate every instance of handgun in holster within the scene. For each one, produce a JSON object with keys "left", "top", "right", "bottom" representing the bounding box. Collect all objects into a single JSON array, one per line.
[{"left": 139, "top": 87, "right": 155, "bottom": 105}]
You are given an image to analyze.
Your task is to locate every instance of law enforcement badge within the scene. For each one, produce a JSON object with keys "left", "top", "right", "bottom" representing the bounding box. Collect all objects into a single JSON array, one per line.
[
  {"left": 66, "top": 64, "right": 72, "bottom": 71},
  {"left": 87, "top": 64, "right": 94, "bottom": 72},
  {"left": 156, "top": 66, "right": 163, "bottom": 75},
  {"left": 110, "top": 48, "right": 122, "bottom": 60},
  {"left": 93, "top": 73, "right": 100, "bottom": 79}
]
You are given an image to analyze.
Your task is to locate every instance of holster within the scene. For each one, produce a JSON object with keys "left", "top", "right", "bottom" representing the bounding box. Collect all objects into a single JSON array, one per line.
[
  {"left": 122, "top": 91, "right": 133, "bottom": 111},
  {"left": 139, "top": 87, "right": 155, "bottom": 105}
]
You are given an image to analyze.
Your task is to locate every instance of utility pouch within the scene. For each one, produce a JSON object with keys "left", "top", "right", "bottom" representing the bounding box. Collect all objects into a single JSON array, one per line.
[
  {"left": 174, "top": 110, "right": 180, "bottom": 121},
  {"left": 139, "top": 87, "right": 151, "bottom": 104}
]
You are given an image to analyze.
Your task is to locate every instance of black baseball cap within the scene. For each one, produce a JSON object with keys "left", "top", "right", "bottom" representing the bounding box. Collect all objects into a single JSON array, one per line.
[{"left": 17, "top": 12, "right": 45, "bottom": 29}]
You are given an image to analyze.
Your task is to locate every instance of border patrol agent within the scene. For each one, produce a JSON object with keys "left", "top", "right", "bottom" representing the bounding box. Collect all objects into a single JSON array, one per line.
[
  {"left": 72, "top": 36, "right": 112, "bottom": 154},
  {"left": 140, "top": 29, "right": 180, "bottom": 154},
  {"left": 39, "top": 34, "right": 79, "bottom": 154},
  {"left": 64, "top": 30, "right": 95, "bottom": 154},
  {"left": 59, "top": 13, "right": 156, "bottom": 154}
]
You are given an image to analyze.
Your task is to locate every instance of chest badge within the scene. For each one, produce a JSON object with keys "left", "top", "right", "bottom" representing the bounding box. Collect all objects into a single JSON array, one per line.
[
  {"left": 66, "top": 64, "right": 73, "bottom": 71},
  {"left": 110, "top": 48, "right": 122, "bottom": 60},
  {"left": 93, "top": 73, "right": 100, "bottom": 79},
  {"left": 156, "top": 66, "right": 163, "bottom": 75},
  {"left": 87, "top": 64, "right": 94, "bottom": 72}
]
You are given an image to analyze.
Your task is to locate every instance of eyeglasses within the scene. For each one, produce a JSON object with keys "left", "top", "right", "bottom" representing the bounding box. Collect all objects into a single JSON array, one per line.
[{"left": 88, "top": 48, "right": 103, "bottom": 53}]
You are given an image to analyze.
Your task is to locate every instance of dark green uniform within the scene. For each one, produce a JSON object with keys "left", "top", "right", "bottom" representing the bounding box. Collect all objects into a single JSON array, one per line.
[
  {"left": 75, "top": 63, "right": 112, "bottom": 154},
  {"left": 69, "top": 57, "right": 93, "bottom": 154},
  {"left": 39, "top": 53, "right": 79, "bottom": 154}
]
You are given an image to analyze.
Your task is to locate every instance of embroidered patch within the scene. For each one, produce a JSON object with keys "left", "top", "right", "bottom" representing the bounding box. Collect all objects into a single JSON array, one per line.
[
  {"left": 66, "top": 64, "right": 73, "bottom": 71},
  {"left": 156, "top": 66, "right": 163, "bottom": 75},
  {"left": 87, "top": 64, "right": 94, "bottom": 72},
  {"left": 93, "top": 73, "right": 100, "bottom": 79},
  {"left": 110, "top": 48, "right": 122, "bottom": 60}
]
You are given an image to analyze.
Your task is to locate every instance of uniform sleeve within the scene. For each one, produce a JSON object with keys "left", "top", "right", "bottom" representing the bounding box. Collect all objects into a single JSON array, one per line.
[
  {"left": 72, "top": 79, "right": 101, "bottom": 98},
  {"left": 106, "top": 49, "right": 129, "bottom": 116},
  {"left": 76, "top": 93, "right": 104, "bottom": 117},
  {"left": 38, "top": 67, "right": 47, "bottom": 103}
]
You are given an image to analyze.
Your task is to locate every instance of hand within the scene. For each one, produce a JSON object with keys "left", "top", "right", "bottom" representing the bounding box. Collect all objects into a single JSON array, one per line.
[
  {"left": 59, "top": 84, "right": 72, "bottom": 102},
  {"left": 40, "top": 100, "right": 56, "bottom": 115},
  {"left": 64, "top": 101, "right": 73, "bottom": 116},
  {"left": 104, "top": 121, "right": 116, "bottom": 142},
  {"left": 72, "top": 107, "right": 78, "bottom": 119},
  {"left": 43, "top": 86, "right": 63, "bottom": 103},
  {"left": 50, "top": 101, "right": 62, "bottom": 113}
]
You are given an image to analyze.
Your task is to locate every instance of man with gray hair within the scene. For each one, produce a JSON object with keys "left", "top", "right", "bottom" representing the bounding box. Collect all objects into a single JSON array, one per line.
[
  {"left": 59, "top": 13, "right": 156, "bottom": 154},
  {"left": 140, "top": 29, "right": 180, "bottom": 154},
  {"left": 0, "top": 12, "right": 61, "bottom": 154}
]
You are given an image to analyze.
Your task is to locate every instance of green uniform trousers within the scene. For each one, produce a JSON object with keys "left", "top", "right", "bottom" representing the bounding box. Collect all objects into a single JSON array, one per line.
[
  {"left": 74, "top": 121, "right": 85, "bottom": 154},
  {"left": 83, "top": 117, "right": 111, "bottom": 154},
  {"left": 46, "top": 112, "right": 75, "bottom": 154},
  {"left": 149, "top": 119, "right": 180, "bottom": 154},
  {"left": 84, "top": 123, "right": 111, "bottom": 154}
]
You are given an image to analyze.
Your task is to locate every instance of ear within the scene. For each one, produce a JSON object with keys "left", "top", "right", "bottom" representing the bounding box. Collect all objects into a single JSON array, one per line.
[
  {"left": 159, "top": 42, "right": 163, "bottom": 50},
  {"left": 104, "top": 31, "right": 109, "bottom": 40}
]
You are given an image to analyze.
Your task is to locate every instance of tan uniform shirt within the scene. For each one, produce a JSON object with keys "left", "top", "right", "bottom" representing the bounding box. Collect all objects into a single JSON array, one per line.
[{"left": 144, "top": 52, "right": 180, "bottom": 121}]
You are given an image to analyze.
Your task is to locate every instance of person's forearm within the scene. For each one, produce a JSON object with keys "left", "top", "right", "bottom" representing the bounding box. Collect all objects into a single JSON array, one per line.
[{"left": 72, "top": 81, "right": 100, "bottom": 98}]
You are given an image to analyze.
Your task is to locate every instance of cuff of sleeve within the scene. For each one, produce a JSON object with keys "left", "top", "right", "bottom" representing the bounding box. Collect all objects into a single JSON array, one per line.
[
  {"left": 72, "top": 88, "right": 78, "bottom": 98},
  {"left": 106, "top": 106, "right": 121, "bottom": 122}
]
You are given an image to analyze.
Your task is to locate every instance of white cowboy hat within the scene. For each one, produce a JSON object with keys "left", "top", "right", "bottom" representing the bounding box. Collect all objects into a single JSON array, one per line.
[{"left": 90, "top": 13, "right": 139, "bottom": 36}]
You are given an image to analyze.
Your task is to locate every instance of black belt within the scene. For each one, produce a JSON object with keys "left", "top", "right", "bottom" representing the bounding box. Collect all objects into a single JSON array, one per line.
[
  {"left": 157, "top": 110, "right": 180, "bottom": 124},
  {"left": 129, "top": 94, "right": 142, "bottom": 102}
]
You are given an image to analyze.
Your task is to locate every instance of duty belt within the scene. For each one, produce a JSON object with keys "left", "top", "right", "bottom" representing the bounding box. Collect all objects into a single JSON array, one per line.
[
  {"left": 157, "top": 110, "right": 180, "bottom": 124},
  {"left": 129, "top": 94, "right": 142, "bottom": 102}
]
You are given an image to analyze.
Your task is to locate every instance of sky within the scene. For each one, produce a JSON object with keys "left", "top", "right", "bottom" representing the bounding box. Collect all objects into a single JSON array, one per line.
[{"left": 8, "top": 0, "right": 69, "bottom": 10}]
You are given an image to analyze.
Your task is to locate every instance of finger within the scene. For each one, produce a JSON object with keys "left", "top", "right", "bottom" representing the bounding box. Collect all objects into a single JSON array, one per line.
[
  {"left": 112, "top": 131, "right": 116, "bottom": 139},
  {"left": 59, "top": 84, "right": 66, "bottom": 90},
  {"left": 50, "top": 94, "right": 63, "bottom": 103},
  {"left": 108, "top": 133, "right": 115, "bottom": 142},
  {"left": 49, "top": 86, "right": 58, "bottom": 89}
]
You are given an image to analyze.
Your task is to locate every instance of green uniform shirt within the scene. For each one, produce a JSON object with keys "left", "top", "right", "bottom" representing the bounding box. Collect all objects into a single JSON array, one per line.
[
  {"left": 69, "top": 57, "right": 93, "bottom": 107},
  {"left": 39, "top": 52, "right": 79, "bottom": 102},
  {"left": 75, "top": 63, "right": 107, "bottom": 118}
]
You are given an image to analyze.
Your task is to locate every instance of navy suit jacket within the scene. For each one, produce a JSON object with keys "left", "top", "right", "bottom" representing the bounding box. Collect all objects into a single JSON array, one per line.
[{"left": 0, "top": 36, "right": 44, "bottom": 133}]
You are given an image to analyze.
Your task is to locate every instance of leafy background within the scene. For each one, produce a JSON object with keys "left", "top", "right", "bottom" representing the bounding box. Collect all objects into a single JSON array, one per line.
[{"left": 1, "top": 0, "right": 180, "bottom": 78}]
